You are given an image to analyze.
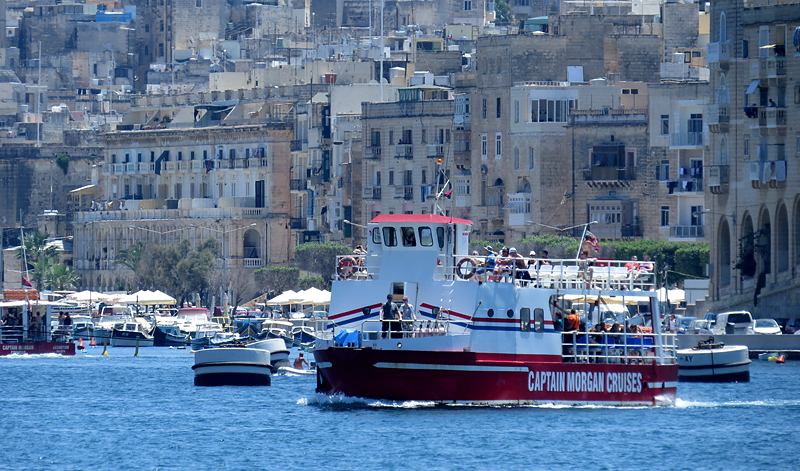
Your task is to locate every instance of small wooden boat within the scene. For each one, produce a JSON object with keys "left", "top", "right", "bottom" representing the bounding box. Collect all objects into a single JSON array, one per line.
[{"left": 677, "top": 338, "right": 750, "bottom": 382}]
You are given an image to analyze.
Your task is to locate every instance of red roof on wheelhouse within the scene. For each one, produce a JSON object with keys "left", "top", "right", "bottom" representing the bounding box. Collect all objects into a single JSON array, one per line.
[{"left": 369, "top": 214, "right": 474, "bottom": 225}]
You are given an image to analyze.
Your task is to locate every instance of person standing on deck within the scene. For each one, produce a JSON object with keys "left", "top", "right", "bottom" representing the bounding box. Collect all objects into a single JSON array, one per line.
[
  {"left": 381, "top": 294, "right": 400, "bottom": 339},
  {"left": 400, "top": 296, "right": 416, "bottom": 336},
  {"left": 566, "top": 309, "right": 581, "bottom": 332}
]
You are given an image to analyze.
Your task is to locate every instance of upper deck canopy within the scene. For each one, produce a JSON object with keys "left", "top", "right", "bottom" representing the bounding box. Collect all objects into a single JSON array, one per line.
[{"left": 370, "top": 214, "right": 474, "bottom": 226}]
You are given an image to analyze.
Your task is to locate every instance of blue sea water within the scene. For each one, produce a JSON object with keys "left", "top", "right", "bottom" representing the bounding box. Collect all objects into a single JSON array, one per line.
[{"left": 1, "top": 347, "right": 799, "bottom": 471}]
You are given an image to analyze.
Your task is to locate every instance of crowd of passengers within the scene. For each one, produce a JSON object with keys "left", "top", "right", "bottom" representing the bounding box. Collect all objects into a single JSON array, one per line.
[
  {"left": 552, "top": 308, "right": 652, "bottom": 363},
  {"left": 465, "top": 245, "right": 654, "bottom": 287},
  {"left": 1, "top": 310, "right": 73, "bottom": 342}
]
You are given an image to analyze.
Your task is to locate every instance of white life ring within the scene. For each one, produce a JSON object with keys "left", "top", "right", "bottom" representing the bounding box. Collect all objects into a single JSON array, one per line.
[{"left": 456, "top": 257, "right": 476, "bottom": 280}]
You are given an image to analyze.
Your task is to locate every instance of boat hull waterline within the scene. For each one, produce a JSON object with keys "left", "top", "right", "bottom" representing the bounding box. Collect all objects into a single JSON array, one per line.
[{"left": 315, "top": 349, "right": 678, "bottom": 406}]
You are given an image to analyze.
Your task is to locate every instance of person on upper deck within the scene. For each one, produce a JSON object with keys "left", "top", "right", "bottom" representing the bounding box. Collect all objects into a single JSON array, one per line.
[
  {"left": 381, "top": 294, "right": 400, "bottom": 339},
  {"left": 493, "top": 247, "right": 513, "bottom": 281},
  {"left": 566, "top": 309, "right": 581, "bottom": 332},
  {"left": 578, "top": 251, "right": 596, "bottom": 287},
  {"left": 539, "top": 250, "right": 551, "bottom": 265}
]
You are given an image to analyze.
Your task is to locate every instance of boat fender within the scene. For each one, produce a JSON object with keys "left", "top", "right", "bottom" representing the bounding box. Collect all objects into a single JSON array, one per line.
[
  {"left": 337, "top": 256, "right": 357, "bottom": 279},
  {"left": 456, "top": 257, "right": 476, "bottom": 280}
]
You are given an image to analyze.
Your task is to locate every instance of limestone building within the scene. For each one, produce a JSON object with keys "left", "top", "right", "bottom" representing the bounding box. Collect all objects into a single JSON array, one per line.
[
  {"left": 71, "top": 124, "right": 293, "bottom": 291},
  {"left": 704, "top": 0, "right": 800, "bottom": 315}
]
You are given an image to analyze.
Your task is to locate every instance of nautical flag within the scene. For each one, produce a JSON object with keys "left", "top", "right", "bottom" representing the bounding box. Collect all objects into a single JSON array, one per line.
[
  {"left": 444, "top": 189, "right": 453, "bottom": 199},
  {"left": 21, "top": 276, "right": 32, "bottom": 287}
]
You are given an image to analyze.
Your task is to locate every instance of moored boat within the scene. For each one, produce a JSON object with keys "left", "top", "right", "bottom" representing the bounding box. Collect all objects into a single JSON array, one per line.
[
  {"left": 247, "top": 338, "right": 290, "bottom": 372},
  {"left": 111, "top": 321, "right": 155, "bottom": 347},
  {"left": 153, "top": 324, "right": 190, "bottom": 346},
  {"left": 677, "top": 338, "right": 751, "bottom": 382},
  {"left": 192, "top": 345, "right": 272, "bottom": 386},
  {"left": 313, "top": 214, "right": 679, "bottom": 406}
]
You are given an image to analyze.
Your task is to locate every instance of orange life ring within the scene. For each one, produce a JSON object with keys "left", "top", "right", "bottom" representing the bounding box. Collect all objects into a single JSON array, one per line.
[
  {"left": 337, "top": 256, "right": 357, "bottom": 279},
  {"left": 456, "top": 257, "right": 476, "bottom": 280}
]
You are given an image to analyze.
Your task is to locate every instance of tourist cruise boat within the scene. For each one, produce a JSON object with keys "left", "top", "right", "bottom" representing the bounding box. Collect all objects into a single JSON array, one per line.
[
  {"left": 313, "top": 214, "right": 679, "bottom": 406},
  {"left": 0, "top": 300, "right": 76, "bottom": 356}
]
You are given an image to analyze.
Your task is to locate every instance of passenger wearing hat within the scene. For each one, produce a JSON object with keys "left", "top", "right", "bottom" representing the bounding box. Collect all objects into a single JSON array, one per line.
[{"left": 509, "top": 248, "right": 528, "bottom": 284}]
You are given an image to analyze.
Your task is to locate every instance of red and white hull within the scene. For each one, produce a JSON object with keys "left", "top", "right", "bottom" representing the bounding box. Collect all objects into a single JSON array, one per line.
[
  {"left": 0, "top": 342, "right": 76, "bottom": 356},
  {"left": 315, "top": 348, "right": 678, "bottom": 406}
]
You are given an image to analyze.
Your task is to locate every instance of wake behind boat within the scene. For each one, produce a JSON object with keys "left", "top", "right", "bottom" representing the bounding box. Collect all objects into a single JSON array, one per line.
[{"left": 313, "top": 214, "right": 679, "bottom": 406}]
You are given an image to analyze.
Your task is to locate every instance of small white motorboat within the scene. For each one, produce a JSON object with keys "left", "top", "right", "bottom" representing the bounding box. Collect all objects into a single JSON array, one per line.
[
  {"left": 677, "top": 338, "right": 751, "bottom": 382},
  {"left": 192, "top": 346, "right": 272, "bottom": 386},
  {"left": 247, "top": 338, "right": 291, "bottom": 372},
  {"left": 277, "top": 366, "right": 316, "bottom": 376}
]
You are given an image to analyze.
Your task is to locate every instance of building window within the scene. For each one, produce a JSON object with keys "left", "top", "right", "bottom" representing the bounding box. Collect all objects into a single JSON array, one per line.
[
  {"left": 464, "top": 0, "right": 472, "bottom": 11},
  {"left": 376, "top": 171, "right": 381, "bottom": 186},
  {"left": 177, "top": 151, "right": 182, "bottom": 161},
  {"left": 661, "top": 206, "right": 670, "bottom": 227},
  {"left": 203, "top": 150, "right": 208, "bottom": 160},
  {"left": 482, "top": 98, "right": 487, "bottom": 119},
  {"left": 481, "top": 133, "right": 488, "bottom": 157},
  {"left": 137, "top": 153, "right": 142, "bottom": 162},
  {"left": 190, "top": 151, "right": 195, "bottom": 160},
  {"left": 422, "top": 169, "right": 427, "bottom": 184},
  {"left": 531, "top": 99, "right": 575, "bottom": 123},
  {"left": 529, "top": 148, "right": 534, "bottom": 169},
  {"left": 389, "top": 171, "right": 394, "bottom": 186},
  {"left": 495, "top": 132, "right": 502, "bottom": 158},
  {"left": 111, "top": 153, "right": 117, "bottom": 163},
  {"left": 656, "top": 160, "right": 669, "bottom": 181},
  {"left": 661, "top": 115, "right": 669, "bottom": 135},
  {"left": 691, "top": 206, "right": 704, "bottom": 226},
  {"left": 150, "top": 151, "right": 155, "bottom": 162},
  {"left": 514, "top": 100, "right": 519, "bottom": 123},
  {"left": 514, "top": 148, "right": 519, "bottom": 170},
  {"left": 496, "top": 97, "right": 501, "bottom": 118},
  {"left": 744, "top": 137, "right": 749, "bottom": 157},
  {"left": 742, "top": 39, "right": 749, "bottom": 59},
  {"left": 196, "top": 0, "right": 201, "bottom": 6}
]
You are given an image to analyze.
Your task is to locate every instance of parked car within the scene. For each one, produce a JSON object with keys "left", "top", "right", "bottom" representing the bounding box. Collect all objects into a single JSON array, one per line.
[
  {"left": 752, "top": 319, "right": 782, "bottom": 335},
  {"left": 775, "top": 318, "right": 800, "bottom": 334},
  {"left": 688, "top": 319, "right": 714, "bottom": 335},
  {"left": 676, "top": 316, "right": 698, "bottom": 334},
  {"left": 703, "top": 312, "right": 719, "bottom": 328},
  {"left": 712, "top": 311, "right": 754, "bottom": 335}
]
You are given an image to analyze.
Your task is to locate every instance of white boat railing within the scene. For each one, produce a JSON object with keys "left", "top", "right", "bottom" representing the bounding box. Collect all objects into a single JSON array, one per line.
[
  {"left": 335, "top": 255, "right": 658, "bottom": 293},
  {"left": 357, "top": 319, "right": 459, "bottom": 341},
  {"left": 1, "top": 325, "right": 74, "bottom": 343},
  {"left": 561, "top": 331, "right": 677, "bottom": 364}
]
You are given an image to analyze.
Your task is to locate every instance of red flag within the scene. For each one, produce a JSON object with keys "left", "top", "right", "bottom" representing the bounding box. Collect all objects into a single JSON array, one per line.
[
  {"left": 444, "top": 189, "right": 453, "bottom": 199},
  {"left": 21, "top": 276, "right": 32, "bottom": 287}
]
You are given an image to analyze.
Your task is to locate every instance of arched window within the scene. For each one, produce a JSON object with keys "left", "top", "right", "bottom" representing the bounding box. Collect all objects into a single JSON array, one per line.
[
  {"left": 718, "top": 74, "right": 730, "bottom": 104},
  {"left": 719, "top": 138, "right": 728, "bottom": 165},
  {"left": 719, "top": 12, "right": 727, "bottom": 42}
]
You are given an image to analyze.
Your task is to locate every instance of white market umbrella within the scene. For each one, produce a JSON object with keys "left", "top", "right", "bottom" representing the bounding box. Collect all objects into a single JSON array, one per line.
[
  {"left": 266, "top": 290, "right": 297, "bottom": 305},
  {"left": 66, "top": 290, "right": 112, "bottom": 302}
]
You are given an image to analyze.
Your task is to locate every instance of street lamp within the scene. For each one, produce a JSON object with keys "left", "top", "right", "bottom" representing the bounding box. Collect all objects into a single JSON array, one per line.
[{"left": 128, "top": 225, "right": 186, "bottom": 244}]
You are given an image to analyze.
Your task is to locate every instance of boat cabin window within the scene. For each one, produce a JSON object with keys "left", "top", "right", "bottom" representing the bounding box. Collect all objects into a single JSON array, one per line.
[
  {"left": 487, "top": 308, "right": 494, "bottom": 318},
  {"left": 401, "top": 227, "right": 416, "bottom": 247},
  {"left": 436, "top": 227, "right": 445, "bottom": 249},
  {"left": 507, "top": 309, "right": 514, "bottom": 318},
  {"left": 520, "top": 308, "right": 531, "bottom": 332},
  {"left": 419, "top": 227, "right": 433, "bottom": 246},
  {"left": 534, "top": 308, "right": 544, "bottom": 332},
  {"left": 372, "top": 228, "right": 382, "bottom": 244},
  {"left": 382, "top": 226, "right": 398, "bottom": 246}
]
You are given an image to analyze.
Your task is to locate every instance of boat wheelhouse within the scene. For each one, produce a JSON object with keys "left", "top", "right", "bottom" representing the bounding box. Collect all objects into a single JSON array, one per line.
[{"left": 313, "top": 214, "right": 678, "bottom": 406}]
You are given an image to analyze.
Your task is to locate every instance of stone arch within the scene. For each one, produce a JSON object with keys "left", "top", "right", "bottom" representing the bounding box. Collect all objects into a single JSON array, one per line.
[
  {"left": 757, "top": 207, "right": 772, "bottom": 275},
  {"left": 776, "top": 202, "right": 789, "bottom": 273},
  {"left": 795, "top": 197, "right": 800, "bottom": 267},
  {"left": 739, "top": 213, "right": 756, "bottom": 279},
  {"left": 718, "top": 218, "right": 731, "bottom": 288},
  {"left": 243, "top": 228, "right": 261, "bottom": 260}
]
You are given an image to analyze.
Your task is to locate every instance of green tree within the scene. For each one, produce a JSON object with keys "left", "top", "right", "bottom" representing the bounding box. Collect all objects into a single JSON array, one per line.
[
  {"left": 17, "top": 230, "right": 58, "bottom": 288},
  {"left": 55, "top": 152, "right": 70, "bottom": 175},
  {"left": 43, "top": 263, "right": 81, "bottom": 291},
  {"left": 495, "top": 0, "right": 515, "bottom": 25},
  {"left": 297, "top": 276, "right": 326, "bottom": 291},
  {"left": 294, "top": 242, "right": 351, "bottom": 287},
  {"left": 254, "top": 266, "right": 300, "bottom": 296}
]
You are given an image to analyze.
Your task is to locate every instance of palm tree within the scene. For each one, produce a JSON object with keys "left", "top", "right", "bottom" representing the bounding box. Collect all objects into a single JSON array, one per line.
[
  {"left": 44, "top": 263, "right": 81, "bottom": 291},
  {"left": 17, "top": 230, "right": 58, "bottom": 289}
]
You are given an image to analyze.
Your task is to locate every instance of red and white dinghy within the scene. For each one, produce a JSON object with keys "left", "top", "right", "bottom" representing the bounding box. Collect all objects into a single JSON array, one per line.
[{"left": 314, "top": 215, "right": 678, "bottom": 406}]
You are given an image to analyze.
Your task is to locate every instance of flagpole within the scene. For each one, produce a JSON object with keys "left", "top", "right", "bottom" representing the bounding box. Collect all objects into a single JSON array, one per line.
[{"left": 20, "top": 221, "right": 30, "bottom": 287}]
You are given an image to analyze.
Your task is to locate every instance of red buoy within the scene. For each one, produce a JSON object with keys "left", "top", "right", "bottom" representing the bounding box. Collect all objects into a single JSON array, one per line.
[
  {"left": 89, "top": 337, "right": 96, "bottom": 347},
  {"left": 777, "top": 354, "right": 786, "bottom": 364},
  {"left": 77, "top": 338, "right": 85, "bottom": 350}
]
